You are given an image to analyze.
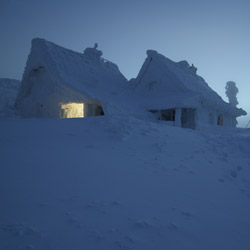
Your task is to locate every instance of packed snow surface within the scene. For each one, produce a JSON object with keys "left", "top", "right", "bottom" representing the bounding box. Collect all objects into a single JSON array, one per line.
[{"left": 1, "top": 116, "right": 250, "bottom": 250}]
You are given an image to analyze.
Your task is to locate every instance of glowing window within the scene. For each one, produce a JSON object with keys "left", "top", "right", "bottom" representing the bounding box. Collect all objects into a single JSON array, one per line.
[{"left": 60, "top": 103, "right": 84, "bottom": 118}]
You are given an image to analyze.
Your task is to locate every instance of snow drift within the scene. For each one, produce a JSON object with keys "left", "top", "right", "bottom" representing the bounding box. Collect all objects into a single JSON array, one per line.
[{"left": 1, "top": 116, "right": 250, "bottom": 250}]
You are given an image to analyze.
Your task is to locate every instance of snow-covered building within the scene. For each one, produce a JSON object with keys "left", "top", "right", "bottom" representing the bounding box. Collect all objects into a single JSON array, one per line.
[
  {"left": 16, "top": 38, "right": 127, "bottom": 118},
  {"left": 16, "top": 39, "right": 246, "bottom": 129},
  {"left": 128, "top": 50, "right": 247, "bottom": 129}
]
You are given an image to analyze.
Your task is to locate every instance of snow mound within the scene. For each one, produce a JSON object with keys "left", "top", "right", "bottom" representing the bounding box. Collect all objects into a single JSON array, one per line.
[{"left": 1, "top": 116, "right": 250, "bottom": 250}]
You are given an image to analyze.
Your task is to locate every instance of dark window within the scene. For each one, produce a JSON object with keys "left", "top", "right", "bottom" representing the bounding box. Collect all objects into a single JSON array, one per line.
[
  {"left": 217, "top": 114, "right": 223, "bottom": 126},
  {"left": 95, "top": 106, "right": 104, "bottom": 116},
  {"left": 149, "top": 109, "right": 175, "bottom": 121},
  {"left": 161, "top": 109, "right": 175, "bottom": 121}
]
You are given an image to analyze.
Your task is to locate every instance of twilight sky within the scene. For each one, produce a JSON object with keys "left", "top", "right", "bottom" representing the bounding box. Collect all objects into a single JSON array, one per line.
[{"left": 0, "top": 0, "right": 249, "bottom": 126}]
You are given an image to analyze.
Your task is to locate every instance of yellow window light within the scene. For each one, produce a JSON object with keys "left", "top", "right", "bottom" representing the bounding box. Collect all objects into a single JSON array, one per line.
[{"left": 60, "top": 103, "right": 84, "bottom": 118}]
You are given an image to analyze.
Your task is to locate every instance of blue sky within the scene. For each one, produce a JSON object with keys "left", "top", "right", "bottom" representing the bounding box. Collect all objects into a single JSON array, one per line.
[{"left": 0, "top": 0, "right": 249, "bottom": 126}]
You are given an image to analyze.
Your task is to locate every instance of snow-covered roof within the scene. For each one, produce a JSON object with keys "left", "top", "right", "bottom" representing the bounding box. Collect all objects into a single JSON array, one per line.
[
  {"left": 131, "top": 50, "right": 246, "bottom": 116},
  {"left": 16, "top": 39, "right": 246, "bottom": 119},
  {"left": 16, "top": 38, "right": 127, "bottom": 105}
]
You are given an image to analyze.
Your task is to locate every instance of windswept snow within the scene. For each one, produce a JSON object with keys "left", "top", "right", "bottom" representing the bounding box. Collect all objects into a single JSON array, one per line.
[{"left": 0, "top": 116, "right": 250, "bottom": 250}]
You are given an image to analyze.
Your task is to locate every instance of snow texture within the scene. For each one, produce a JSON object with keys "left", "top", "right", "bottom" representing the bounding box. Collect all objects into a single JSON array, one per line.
[
  {"left": 1, "top": 115, "right": 250, "bottom": 250},
  {"left": 0, "top": 78, "right": 20, "bottom": 117}
]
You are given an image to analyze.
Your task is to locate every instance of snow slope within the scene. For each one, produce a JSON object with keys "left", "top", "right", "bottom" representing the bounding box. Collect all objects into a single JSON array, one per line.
[
  {"left": 0, "top": 78, "right": 20, "bottom": 117},
  {"left": 0, "top": 116, "right": 250, "bottom": 250}
]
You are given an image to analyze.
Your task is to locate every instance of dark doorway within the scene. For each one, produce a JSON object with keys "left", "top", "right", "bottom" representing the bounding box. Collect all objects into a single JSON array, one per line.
[{"left": 181, "top": 108, "right": 196, "bottom": 129}]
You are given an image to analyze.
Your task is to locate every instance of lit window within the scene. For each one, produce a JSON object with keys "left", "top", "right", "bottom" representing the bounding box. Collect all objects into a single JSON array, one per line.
[{"left": 60, "top": 103, "right": 84, "bottom": 118}]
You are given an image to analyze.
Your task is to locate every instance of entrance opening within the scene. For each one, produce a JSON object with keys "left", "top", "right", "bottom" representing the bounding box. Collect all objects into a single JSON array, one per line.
[
  {"left": 217, "top": 114, "right": 223, "bottom": 126},
  {"left": 181, "top": 108, "right": 196, "bottom": 129},
  {"left": 60, "top": 103, "right": 84, "bottom": 118}
]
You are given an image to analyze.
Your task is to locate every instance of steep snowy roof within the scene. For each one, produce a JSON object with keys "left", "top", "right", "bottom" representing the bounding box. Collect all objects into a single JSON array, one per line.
[
  {"left": 16, "top": 39, "right": 246, "bottom": 119},
  {"left": 16, "top": 38, "right": 127, "bottom": 105},
  {"left": 132, "top": 50, "right": 246, "bottom": 116}
]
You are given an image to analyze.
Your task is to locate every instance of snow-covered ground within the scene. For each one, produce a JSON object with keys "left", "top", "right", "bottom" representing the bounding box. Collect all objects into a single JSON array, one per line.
[{"left": 0, "top": 116, "right": 250, "bottom": 250}]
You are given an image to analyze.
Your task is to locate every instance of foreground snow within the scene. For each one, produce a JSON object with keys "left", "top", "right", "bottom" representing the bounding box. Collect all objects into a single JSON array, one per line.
[{"left": 0, "top": 116, "right": 250, "bottom": 250}]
